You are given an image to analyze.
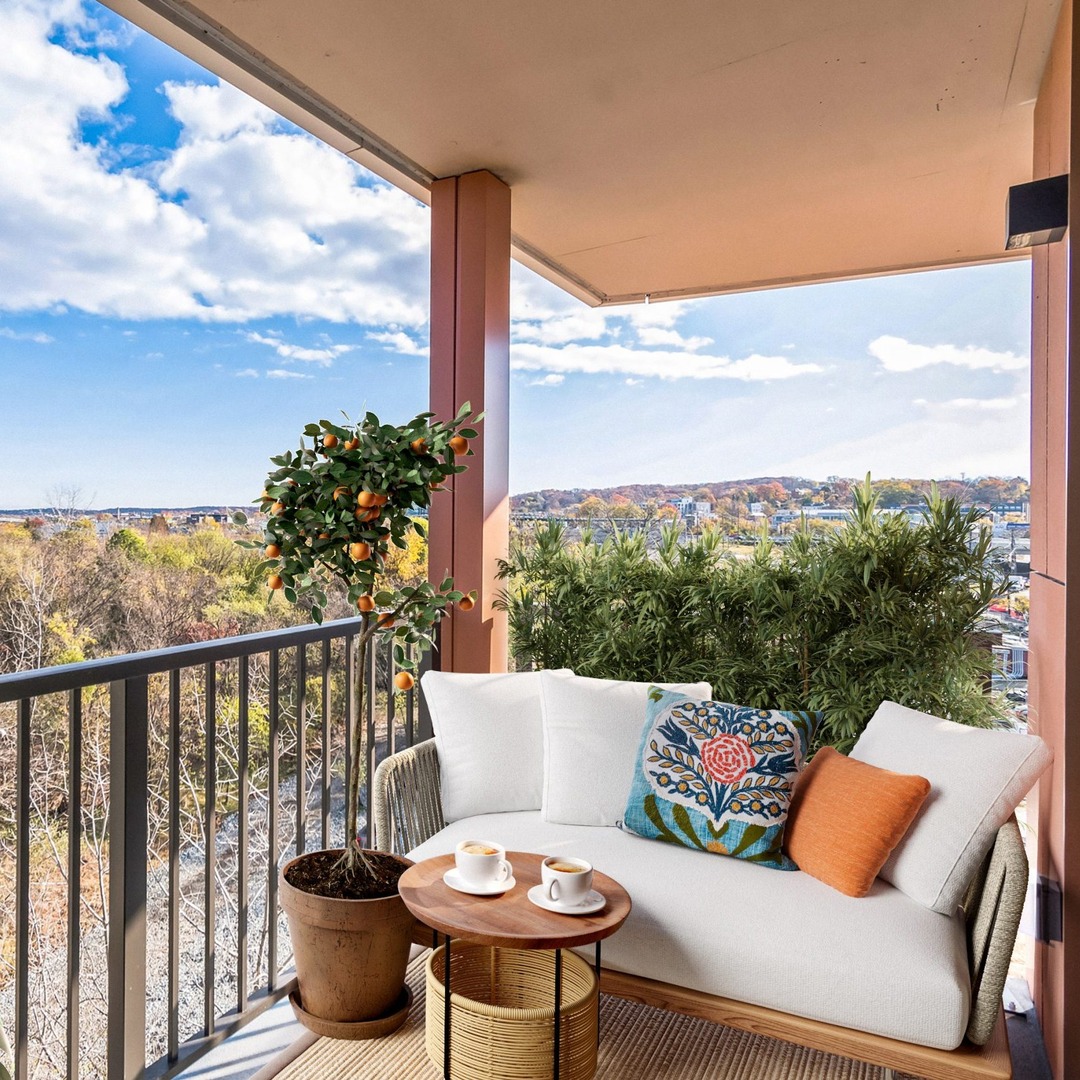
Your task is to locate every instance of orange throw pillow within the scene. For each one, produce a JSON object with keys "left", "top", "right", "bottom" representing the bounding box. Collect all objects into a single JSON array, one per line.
[{"left": 784, "top": 747, "right": 930, "bottom": 898}]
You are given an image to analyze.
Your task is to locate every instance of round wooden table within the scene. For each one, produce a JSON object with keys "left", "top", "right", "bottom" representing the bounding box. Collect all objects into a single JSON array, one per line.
[{"left": 398, "top": 851, "right": 631, "bottom": 1080}]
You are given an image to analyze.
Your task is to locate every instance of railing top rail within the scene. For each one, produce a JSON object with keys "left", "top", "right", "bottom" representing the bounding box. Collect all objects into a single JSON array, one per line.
[{"left": 0, "top": 617, "right": 364, "bottom": 703}]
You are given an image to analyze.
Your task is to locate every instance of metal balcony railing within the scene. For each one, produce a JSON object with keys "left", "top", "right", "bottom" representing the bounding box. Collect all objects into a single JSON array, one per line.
[{"left": 0, "top": 618, "right": 430, "bottom": 1080}]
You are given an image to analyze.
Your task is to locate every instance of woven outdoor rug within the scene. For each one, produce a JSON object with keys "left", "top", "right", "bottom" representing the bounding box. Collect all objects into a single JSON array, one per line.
[{"left": 271, "top": 955, "right": 917, "bottom": 1080}]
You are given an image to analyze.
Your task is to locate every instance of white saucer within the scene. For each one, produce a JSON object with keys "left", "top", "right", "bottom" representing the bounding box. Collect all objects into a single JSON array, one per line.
[
  {"left": 526, "top": 884, "right": 606, "bottom": 915},
  {"left": 443, "top": 867, "right": 516, "bottom": 896}
]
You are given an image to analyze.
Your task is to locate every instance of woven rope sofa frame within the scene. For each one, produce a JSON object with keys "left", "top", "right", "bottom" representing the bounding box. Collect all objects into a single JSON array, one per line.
[{"left": 373, "top": 739, "right": 1021, "bottom": 1080}]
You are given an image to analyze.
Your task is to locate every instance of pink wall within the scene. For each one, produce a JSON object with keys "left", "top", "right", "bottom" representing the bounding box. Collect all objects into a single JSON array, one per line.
[{"left": 1029, "top": 4, "right": 1078, "bottom": 1076}]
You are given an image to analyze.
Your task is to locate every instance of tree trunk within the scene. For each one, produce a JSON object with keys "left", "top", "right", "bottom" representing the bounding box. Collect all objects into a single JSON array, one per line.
[{"left": 342, "top": 615, "right": 371, "bottom": 874}]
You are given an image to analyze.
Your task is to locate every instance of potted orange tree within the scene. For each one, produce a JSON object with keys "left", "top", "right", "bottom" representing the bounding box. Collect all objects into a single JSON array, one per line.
[{"left": 236, "top": 403, "right": 479, "bottom": 1037}]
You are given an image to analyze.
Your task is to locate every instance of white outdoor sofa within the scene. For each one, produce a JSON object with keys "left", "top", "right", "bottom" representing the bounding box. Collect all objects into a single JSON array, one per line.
[{"left": 374, "top": 737, "right": 1024, "bottom": 1080}]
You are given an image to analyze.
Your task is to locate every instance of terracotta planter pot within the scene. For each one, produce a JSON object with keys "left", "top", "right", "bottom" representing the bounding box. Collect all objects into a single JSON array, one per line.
[{"left": 280, "top": 849, "right": 416, "bottom": 1036}]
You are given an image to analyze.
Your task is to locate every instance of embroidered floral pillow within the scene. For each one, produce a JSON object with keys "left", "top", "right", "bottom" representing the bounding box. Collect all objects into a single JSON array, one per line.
[{"left": 620, "top": 688, "right": 818, "bottom": 870}]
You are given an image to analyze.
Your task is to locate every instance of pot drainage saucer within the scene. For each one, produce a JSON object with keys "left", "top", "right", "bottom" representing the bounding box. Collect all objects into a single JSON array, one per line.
[{"left": 289, "top": 984, "right": 413, "bottom": 1040}]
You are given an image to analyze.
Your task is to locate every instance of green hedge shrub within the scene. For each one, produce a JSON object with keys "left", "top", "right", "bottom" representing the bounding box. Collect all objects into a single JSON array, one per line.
[{"left": 498, "top": 480, "right": 1003, "bottom": 750}]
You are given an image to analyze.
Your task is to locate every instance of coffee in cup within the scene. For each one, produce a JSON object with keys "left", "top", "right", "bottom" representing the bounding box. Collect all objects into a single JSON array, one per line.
[
  {"left": 542, "top": 856, "right": 593, "bottom": 905},
  {"left": 460, "top": 843, "right": 499, "bottom": 856},
  {"left": 455, "top": 839, "right": 512, "bottom": 888}
]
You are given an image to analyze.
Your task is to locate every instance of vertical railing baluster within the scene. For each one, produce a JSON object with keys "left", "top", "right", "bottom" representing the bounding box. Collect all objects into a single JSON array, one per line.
[
  {"left": 321, "top": 640, "right": 331, "bottom": 850},
  {"left": 417, "top": 640, "right": 435, "bottom": 743},
  {"left": 343, "top": 633, "right": 354, "bottom": 848},
  {"left": 67, "top": 689, "right": 82, "bottom": 1080},
  {"left": 364, "top": 640, "right": 376, "bottom": 847},
  {"left": 168, "top": 670, "right": 180, "bottom": 1063},
  {"left": 387, "top": 637, "right": 397, "bottom": 760},
  {"left": 237, "top": 657, "right": 250, "bottom": 1013},
  {"left": 15, "top": 699, "right": 30, "bottom": 1080},
  {"left": 107, "top": 677, "right": 148, "bottom": 1080},
  {"left": 204, "top": 662, "right": 217, "bottom": 1036},
  {"left": 296, "top": 645, "right": 307, "bottom": 857},
  {"left": 268, "top": 648, "right": 280, "bottom": 991},
  {"left": 405, "top": 643, "right": 415, "bottom": 748}
]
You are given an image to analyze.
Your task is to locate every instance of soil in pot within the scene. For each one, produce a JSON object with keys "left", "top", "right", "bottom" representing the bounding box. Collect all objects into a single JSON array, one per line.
[{"left": 284, "top": 848, "right": 407, "bottom": 899}]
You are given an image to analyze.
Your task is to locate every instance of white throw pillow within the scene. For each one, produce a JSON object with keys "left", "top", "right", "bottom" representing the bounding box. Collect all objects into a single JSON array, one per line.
[
  {"left": 539, "top": 671, "right": 713, "bottom": 826},
  {"left": 850, "top": 700, "right": 1052, "bottom": 914},
  {"left": 421, "top": 669, "right": 571, "bottom": 822}
]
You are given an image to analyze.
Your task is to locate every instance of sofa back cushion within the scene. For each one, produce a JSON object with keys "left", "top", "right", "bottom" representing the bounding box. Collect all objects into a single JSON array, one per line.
[
  {"left": 539, "top": 671, "right": 713, "bottom": 826},
  {"left": 421, "top": 669, "right": 571, "bottom": 821},
  {"left": 784, "top": 747, "right": 931, "bottom": 897},
  {"left": 850, "top": 700, "right": 1051, "bottom": 913},
  {"left": 620, "top": 687, "right": 818, "bottom": 870}
]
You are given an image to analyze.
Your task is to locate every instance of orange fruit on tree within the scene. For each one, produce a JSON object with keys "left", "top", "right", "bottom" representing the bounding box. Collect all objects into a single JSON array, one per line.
[
  {"left": 260, "top": 490, "right": 271, "bottom": 502},
  {"left": 378, "top": 613, "right": 396, "bottom": 629},
  {"left": 268, "top": 574, "right": 284, "bottom": 590},
  {"left": 323, "top": 433, "right": 339, "bottom": 449},
  {"left": 449, "top": 435, "right": 469, "bottom": 455},
  {"left": 356, "top": 491, "right": 377, "bottom": 508},
  {"left": 349, "top": 542, "right": 372, "bottom": 561},
  {"left": 332, "top": 485, "right": 351, "bottom": 501},
  {"left": 270, "top": 501, "right": 285, "bottom": 515},
  {"left": 393, "top": 671, "right": 415, "bottom": 691},
  {"left": 344, "top": 437, "right": 360, "bottom": 451},
  {"left": 318, "top": 532, "right": 330, "bottom": 540},
  {"left": 359, "top": 507, "right": 380, "bottom": 522},
  {"left": 265, "top": 543, "right": 281, "bottom": 558},
  {"left": 373, "top": 493, "right": 389, "bottom": 507},
  {"left": 409, "top": 437, "right": 427, "bottom": 454},
  {"left": 357, "top": 594, "right": 376, "bottom": 612},
  {"left": 458, "top": 595, "right": 476, "bottom": 611},
  {"left": 429, "top": 481, "right": 443, "bottom": 491}
]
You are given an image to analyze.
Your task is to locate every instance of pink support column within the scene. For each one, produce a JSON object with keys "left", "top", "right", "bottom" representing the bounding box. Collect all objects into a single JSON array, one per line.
[{"left": 428, "top": 170, "right": 511, "bottom": 673}]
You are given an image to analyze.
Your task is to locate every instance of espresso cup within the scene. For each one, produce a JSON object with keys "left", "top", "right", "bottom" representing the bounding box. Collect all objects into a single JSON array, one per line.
[
  {"left": 542, "top": 856, "right": 593, "bottom": 906},
  {"left": 455, "top": 839, "right": 512, "bottom": 887}
]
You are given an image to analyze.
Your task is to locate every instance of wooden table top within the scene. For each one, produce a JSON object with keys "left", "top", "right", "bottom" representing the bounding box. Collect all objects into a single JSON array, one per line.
[{"left": 398, "top": 851, "right": 632, "bottom": 950}]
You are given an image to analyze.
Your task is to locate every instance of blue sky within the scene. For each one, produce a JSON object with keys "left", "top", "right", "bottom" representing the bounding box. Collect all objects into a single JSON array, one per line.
[{"left": 0, "top": 0, "right": 1031, "bottom": 509}]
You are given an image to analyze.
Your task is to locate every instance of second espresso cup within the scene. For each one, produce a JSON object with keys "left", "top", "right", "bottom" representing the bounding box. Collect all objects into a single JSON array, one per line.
[
  {"left": 542, "top": 856, "right": 593, "bottom": 906},
  {"left": 455, "top": 839, "right": 512, "bottom": 887}
]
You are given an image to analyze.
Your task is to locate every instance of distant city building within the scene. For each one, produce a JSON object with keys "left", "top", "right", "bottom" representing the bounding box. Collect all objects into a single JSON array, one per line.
[{"left": 674, "top": 497, "right": 713, "bottom": 526}]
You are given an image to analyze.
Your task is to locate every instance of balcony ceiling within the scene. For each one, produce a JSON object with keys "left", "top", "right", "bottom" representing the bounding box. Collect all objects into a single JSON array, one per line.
[{"left": 109, "top": 0, "right": 1061, "bottom": 305}]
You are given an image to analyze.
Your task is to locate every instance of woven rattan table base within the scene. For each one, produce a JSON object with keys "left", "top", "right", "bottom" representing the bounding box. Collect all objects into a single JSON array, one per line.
[{"left": 272, "top": 953, "right": 918, "bottom": 1079}]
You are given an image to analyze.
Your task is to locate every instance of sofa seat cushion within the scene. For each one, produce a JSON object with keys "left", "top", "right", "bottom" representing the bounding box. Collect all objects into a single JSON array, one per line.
[{"left": 407, "top": 811, "right": 971, "bottom": 1050}]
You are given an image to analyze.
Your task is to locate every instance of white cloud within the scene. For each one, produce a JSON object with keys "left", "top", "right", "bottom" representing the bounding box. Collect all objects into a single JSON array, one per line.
[
  {"left": 528, "top": 373, "right": 565, "bottom": 387},
  {"left": 622, "top": 299, "right": 691, "bottom": 329},
  {"left": 635, "top": 326, "right": 713, "bottom": 350},
  {"left": 235, "top": 367, "right": 259, "bottom": 378},
  {"left": 777, "top": 391, "right": 1030, "bottom": 478},
  {"left": 0, "top": 327, "right": 53, "bottom": 343},
  {"left": 513, "top": 311, "right": 613, "bottom": 345},
  {"left": 265, "top": 368, "right": 312, "bottom": 380},
  {"left": 245, "top": 331, "right": 352, "bottom": 365},
  {"left": 367, "top": 330, "right": 428, "bottom": 356},
  {"left": 869, "top": 335, "right": 1028, "bottom": 373},
  {"left": 0, "top": 3, "right": 429, "bottom": 325},
  {"left": 511, "top": 342, "right": 823, "bottom": 382},
  {"left": 913, "top": 396, "right": 1020, "bottom": 413},
  {"left": 166, "top": 79, "right": 276, "bottom": 141}
]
